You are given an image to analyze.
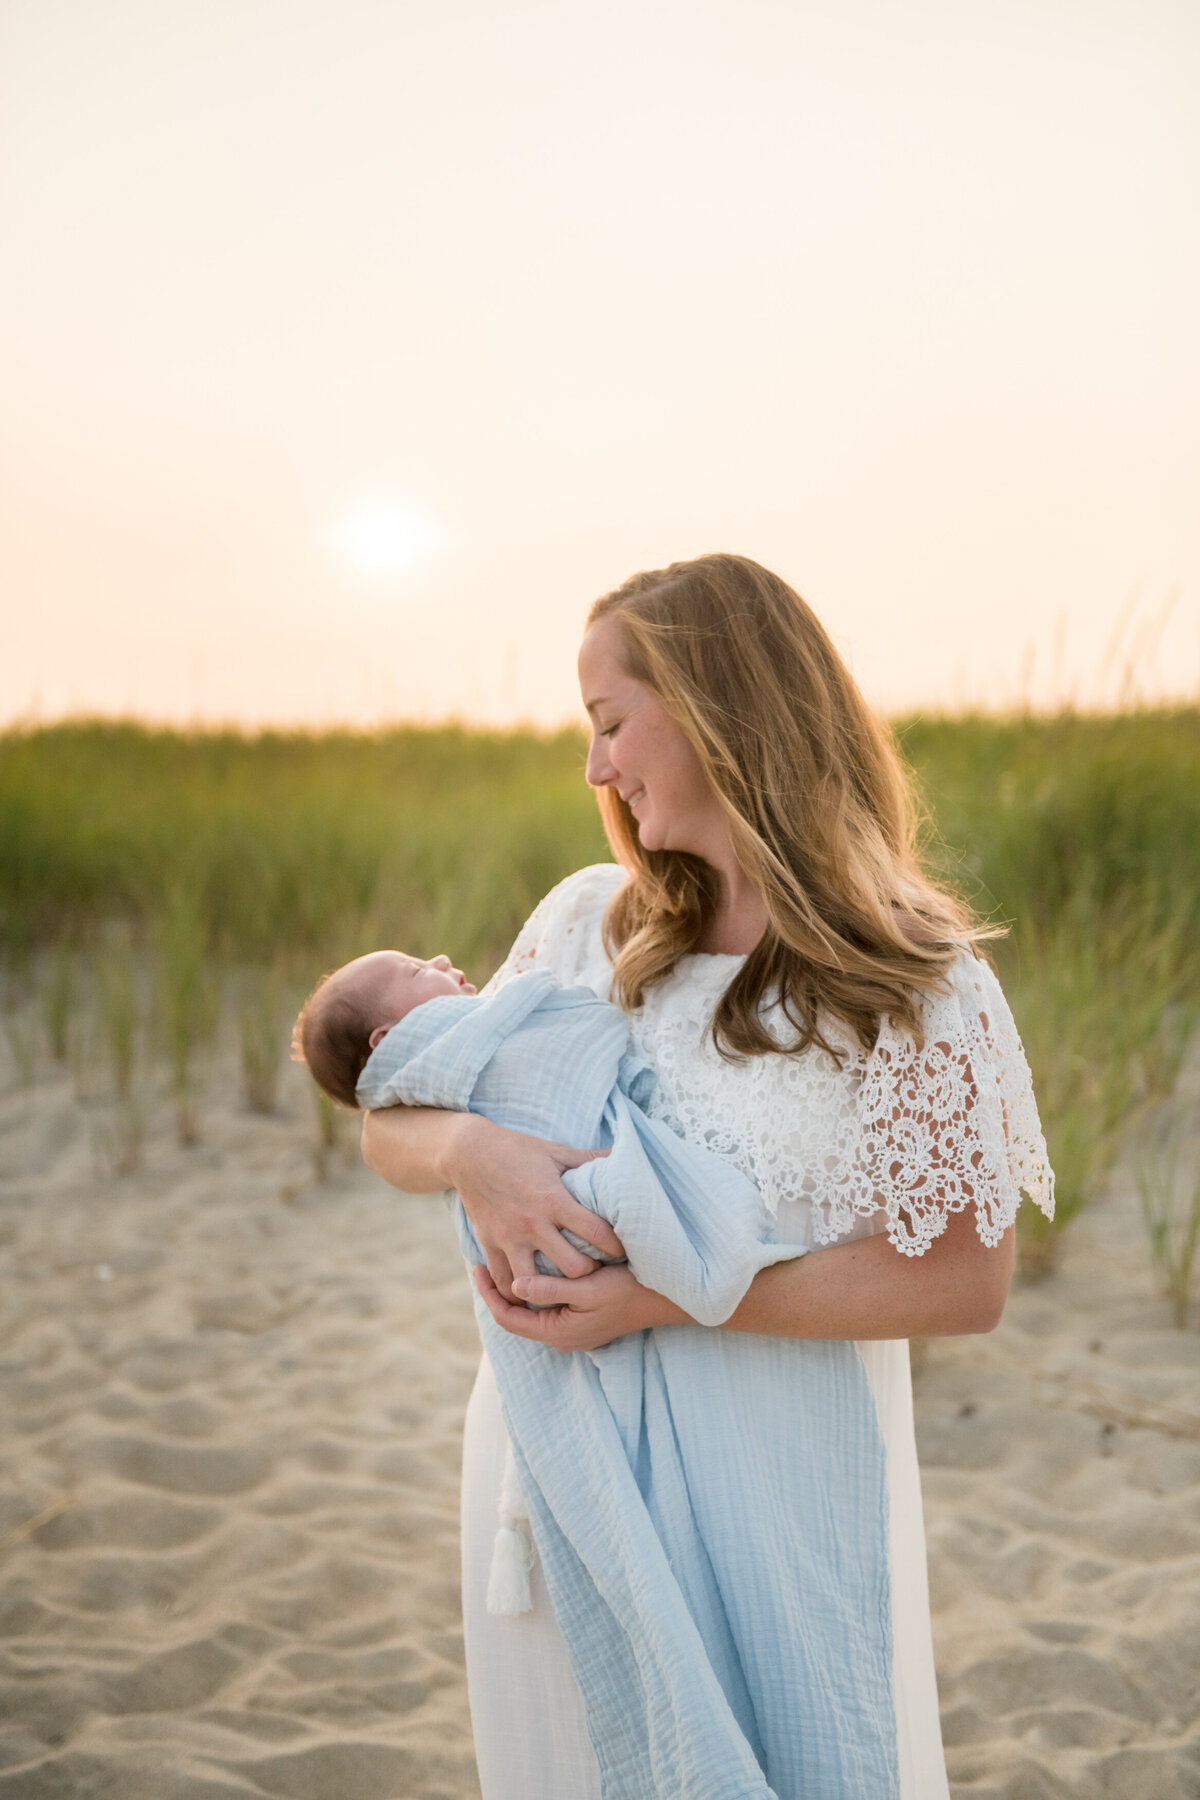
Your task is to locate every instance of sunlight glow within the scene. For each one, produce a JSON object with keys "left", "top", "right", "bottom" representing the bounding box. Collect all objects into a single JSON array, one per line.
[{"left": 328, "top": 501, "right": 444, "bottom": 579}]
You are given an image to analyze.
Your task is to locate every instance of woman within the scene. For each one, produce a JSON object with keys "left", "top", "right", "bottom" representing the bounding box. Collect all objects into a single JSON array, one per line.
[{"left": 362, "top": 554, "right": 1053, "bottom": 1800}]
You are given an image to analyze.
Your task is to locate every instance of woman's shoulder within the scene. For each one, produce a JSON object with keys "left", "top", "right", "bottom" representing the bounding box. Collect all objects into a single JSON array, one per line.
[
  {"left": 528, "top": 862, "right": 628, "bottom": 952},
  {"left": 788, "top": 940, "right": 1054, "bottom": 1256},
  {"left": 916, "top": 941, "right": 1014, "bottom": 1039},
  {"left": 485, "top": 863, "right": 628, "bottom": 993},
  {"left": 544, "top": 861, "right": 629, "bottom": 918}
]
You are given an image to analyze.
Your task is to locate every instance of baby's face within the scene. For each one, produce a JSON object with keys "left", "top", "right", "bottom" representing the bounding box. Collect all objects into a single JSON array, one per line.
[{"left": 338, "top": 950, "right": 476, "bottom": 1050}]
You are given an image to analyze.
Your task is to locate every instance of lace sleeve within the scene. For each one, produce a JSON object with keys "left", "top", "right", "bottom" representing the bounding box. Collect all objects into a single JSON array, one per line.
[
  {"left": 479, "top": 863, "right": 627, "bottom": 997},
  {"left": 815, "top": 950, "right": 1055, "bottom": 1257}
]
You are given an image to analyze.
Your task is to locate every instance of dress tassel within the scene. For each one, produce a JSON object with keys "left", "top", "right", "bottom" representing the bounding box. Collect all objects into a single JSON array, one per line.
[{"left": 486, "top": 1439, "right": 535, "bottom": 1616}]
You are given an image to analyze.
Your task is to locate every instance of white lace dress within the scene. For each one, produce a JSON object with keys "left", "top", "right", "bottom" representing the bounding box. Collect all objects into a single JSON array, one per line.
[{"left": 460, "top": 864, "right": 1053, "bottom": 1800}]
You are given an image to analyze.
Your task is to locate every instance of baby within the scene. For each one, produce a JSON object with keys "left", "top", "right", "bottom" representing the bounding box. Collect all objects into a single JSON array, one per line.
[
  {"left": 295, "top": 943, "right": 805, "bottom": 1620},
  {"left": 296, "top": 951, "right": 477, "bottom": 1108},
  {"left": 293, "top": 945, "right": 800, "bottom": 1332}
]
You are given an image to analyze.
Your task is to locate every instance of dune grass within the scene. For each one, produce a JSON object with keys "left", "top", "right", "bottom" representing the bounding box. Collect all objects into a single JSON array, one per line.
[
  {"left": 900, "top": 710, "right": 1200, "bottom": 1272},
  {"left": 1, "top": 710, "right": 1196, "bottom": 1280},
  {"left": 0, "top": 720, "right": 606, "bottom": 978},
  {"left": 1136, "top": 1122, "right": 1200, "bottom": 1329},
  {"left": 157, "top": 890, "right": 214, "bottom": 1144}
]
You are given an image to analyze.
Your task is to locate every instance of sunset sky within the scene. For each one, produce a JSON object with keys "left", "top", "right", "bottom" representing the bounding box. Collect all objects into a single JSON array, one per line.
[{"left": 2, "top": 0, "right": 1197, "bottom": 729}]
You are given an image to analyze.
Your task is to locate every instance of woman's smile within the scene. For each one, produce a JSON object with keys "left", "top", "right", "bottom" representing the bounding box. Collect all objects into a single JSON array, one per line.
[{"left": 578, "top": 615, "right": 725, "bottom": 861}]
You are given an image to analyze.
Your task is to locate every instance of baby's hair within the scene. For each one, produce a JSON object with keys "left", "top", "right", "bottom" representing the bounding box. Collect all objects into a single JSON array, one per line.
[{"left": 293, "top": 973, "right": 371, "bottom": 1109}]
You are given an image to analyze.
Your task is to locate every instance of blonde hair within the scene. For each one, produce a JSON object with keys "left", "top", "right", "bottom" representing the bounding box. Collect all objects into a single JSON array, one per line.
[{"left": 587, "top": 553, "right": 994, "bottom": 1062}]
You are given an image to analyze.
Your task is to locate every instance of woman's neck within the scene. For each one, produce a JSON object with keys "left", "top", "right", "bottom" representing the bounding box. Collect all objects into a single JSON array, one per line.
[{"left": 695, "top": 856, "right": 768, "bottom": 955}]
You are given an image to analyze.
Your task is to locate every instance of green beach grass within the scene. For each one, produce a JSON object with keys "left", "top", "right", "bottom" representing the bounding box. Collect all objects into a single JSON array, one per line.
[{"left": 2, "top": 711, "right": 1197, "bottom": 1280}]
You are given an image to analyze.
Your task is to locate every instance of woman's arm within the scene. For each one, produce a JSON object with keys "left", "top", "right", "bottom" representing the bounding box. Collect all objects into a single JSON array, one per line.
[
  {"left": 473, "top": 1205, "right": 1014, "bottom": 1351},
  {"left": 719, "top": 1207, "right": 1012, "bottom": 1338},
  {"left": 361, "top": 1103, "right": 474, "bottom": 1195},
  {"left": 360, "top": 1104, "right": 624, "bottom": 1299}
]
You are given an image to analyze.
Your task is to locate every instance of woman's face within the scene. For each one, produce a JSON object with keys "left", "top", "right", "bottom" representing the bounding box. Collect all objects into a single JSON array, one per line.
[{"left": 578, "top": 614, "right": 727, "bottom": 861}]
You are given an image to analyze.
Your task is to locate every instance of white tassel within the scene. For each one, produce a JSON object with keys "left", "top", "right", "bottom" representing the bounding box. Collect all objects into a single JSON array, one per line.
[
  {"left": 486, "top": 1439, "right": 535, "bottom": 1616},
  {"left": 487, "top": 1524, "right": 534, "bottom": 1615}
]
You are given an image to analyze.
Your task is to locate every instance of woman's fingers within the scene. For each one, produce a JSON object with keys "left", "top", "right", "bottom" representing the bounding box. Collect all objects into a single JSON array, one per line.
[
  {"left": 511, "top": 1272, "right": 588, "bottom": 1308},
  {"left": 474, "top": 1266, "right": 566, "bottom": 1345},
  {"left": 547, "top": 1153, "right": 625, "bottom": 1260},
  {"left": 485, "top": 1245, "right": 518, "bottom": 1301},
  {"left": 480, "top": 1203, "right": 594, "bottom": 1283},
  {"left": 556, "top": 1201, "right": 625, "bottom": 1263},
  {"left": 504, "top": 1242, "right": 541, "bottom": 1287},
  {"left": 477, "top": 1263, "right": 668, "bottom": 1352},
  {"left": 453, "top": 1126, "right": 624, "bottom": 1279},
  {"left": 552, "top": 1138, "right": 624, "bottom": 1257},
  {"left": 538, "top": 1233, "right": 603, "bottom": 1279},
  {"left": 553, "top": 1143, "right": 612, "bottom": 1171}
]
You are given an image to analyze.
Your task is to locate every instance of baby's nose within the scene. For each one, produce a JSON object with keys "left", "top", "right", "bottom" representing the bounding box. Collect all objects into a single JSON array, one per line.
[{"left": 430, "top": 954, "right": 452, "bottom": 969}]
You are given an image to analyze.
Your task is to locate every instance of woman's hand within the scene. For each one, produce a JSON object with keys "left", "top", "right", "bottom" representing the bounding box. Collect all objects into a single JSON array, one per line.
[
  {"left": 360, "top": 1105, "right": 626, "bottom": 1301},
  {"left": 474, "top": 1263, "right": 692, "bottom": 1352},
  {"left": 445, "top": 1114, "right": 627, "bottom": 1299}
]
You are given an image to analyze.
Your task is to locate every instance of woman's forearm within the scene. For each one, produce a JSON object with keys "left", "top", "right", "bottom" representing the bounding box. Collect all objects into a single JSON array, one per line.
[
  {"left": 720, "top": 1209, "right": 1014, "bottom": 1340},
  {"left": 360, "top": 1104, "right": 473, "bottom": 1193},
  {"left": 502, "top": 1206, "right": 1015, "bottom": 1350}
]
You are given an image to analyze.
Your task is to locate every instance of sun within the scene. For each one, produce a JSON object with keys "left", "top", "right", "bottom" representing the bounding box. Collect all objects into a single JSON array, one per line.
[{"left": 328, "top": 501, "right": 444, "bottom": 579}]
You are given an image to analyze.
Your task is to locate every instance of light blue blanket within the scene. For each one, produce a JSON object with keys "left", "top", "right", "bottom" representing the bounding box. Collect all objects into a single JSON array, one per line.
[{"left": 360, "top": 970, "right": 899, "bottom": 1800}]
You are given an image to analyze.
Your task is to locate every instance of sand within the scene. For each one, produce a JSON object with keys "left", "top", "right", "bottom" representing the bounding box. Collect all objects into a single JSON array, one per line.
[
  {"left": 0, "top": 1032, "right": 1197, "bottom": 1799},
  {"left": 918, "top": 1120, "right": 1200, "bottom": 1799}
]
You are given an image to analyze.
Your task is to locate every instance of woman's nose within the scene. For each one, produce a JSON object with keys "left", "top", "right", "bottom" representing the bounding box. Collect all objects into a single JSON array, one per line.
[{"left": 585, "top": 737, "right": 614, "bottom": 789}]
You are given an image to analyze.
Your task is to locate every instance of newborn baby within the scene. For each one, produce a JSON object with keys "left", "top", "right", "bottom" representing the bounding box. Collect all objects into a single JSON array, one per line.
[
  {"left": 296, "top": 951, "right": 477, "bottom": 1107},
  {"left": 295, "top": 946, "right": 801, "bottom": 1327},
  {"left": 296, "top": 944, "right": 805, "bottom": 1623}
]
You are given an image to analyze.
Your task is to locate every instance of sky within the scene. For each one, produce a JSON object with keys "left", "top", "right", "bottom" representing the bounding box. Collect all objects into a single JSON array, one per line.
[{"left": 2, "top": 0, "right": 1198, "bottom": 729}]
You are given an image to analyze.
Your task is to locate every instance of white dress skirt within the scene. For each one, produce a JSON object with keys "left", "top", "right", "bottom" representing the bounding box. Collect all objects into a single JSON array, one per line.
[{"left": 459, "top": 865, "right": 1053, "bottom": 1800}]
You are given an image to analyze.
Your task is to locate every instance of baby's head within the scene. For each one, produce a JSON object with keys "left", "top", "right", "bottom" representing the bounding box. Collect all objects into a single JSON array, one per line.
[{"left": 295, "top": 951, "right": 475, "bottom": 1107}]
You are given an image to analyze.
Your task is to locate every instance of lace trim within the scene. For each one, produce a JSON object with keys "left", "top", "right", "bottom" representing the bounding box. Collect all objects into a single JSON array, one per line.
[
  {"left": 481, "top": 863, "right": 625, "bottom": 997},
  {"left": 486, "top": 867, "right": 1054, "bottom": 1257}
]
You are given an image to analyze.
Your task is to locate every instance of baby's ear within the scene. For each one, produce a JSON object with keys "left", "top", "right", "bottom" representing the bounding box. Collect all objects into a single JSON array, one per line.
[{"left": 368, "top": 1025, "right": 391, "bottom": 1050}]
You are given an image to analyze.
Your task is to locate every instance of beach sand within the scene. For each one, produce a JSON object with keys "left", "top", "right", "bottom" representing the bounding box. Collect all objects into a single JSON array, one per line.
[{"left": 0, "top": 1036, "right": 1196, "bottom": 1799}]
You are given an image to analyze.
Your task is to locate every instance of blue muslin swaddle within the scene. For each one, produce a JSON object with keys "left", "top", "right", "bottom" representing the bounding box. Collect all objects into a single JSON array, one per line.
[{"left": 359, "top": 970, "right": 899, "bottom": 1800}]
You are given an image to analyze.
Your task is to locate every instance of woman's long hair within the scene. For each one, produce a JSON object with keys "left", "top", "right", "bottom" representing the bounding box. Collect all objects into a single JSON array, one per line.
[{"left": 587, "top": 552, "right": 994, "bottom": 1062}]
